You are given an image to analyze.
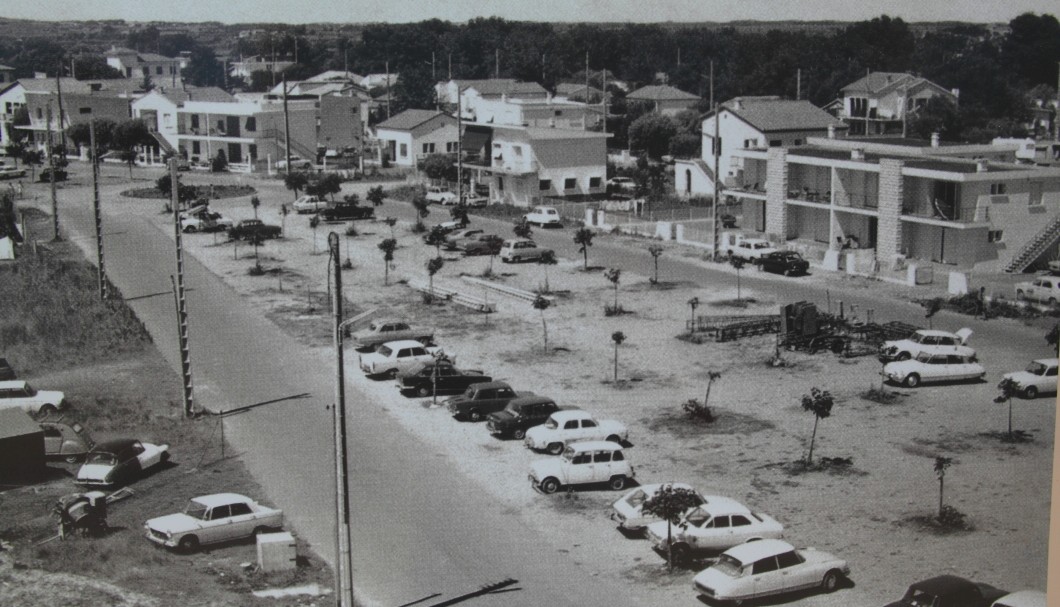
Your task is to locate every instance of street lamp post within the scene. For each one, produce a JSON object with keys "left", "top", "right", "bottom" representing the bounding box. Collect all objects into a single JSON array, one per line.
[{"left": 329, "top": 232, "right": 354, "bottom": 607}]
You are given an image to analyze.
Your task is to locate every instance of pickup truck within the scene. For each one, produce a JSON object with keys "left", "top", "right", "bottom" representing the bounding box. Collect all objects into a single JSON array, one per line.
[
  {"left": 445, "top": 381, "right": 523, "bottom": 421},
  {"left": 321, "top": 202, "right": 374, "bottom": 222},
  {"left": 228, "top": 219, "right": 282, "bottom": 241},
  {"left": 349, "top": 319, "right": 434, "bottom": 350},
  {"left": 358, "top": 340, "right": 454, "bottom": 379},
  {"left": 144, "top": 493, "right": 283, "bottom": 552}
]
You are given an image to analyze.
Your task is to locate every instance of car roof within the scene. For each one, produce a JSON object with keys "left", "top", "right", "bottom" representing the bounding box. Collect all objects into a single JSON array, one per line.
[
  {"left": 192, "top": 493, "right": 253, "bottom": 507},
  {"left": 567, "top": 440, "right": 623, "bottom": 452},
  {"left": 470, "top": 381, "right": 512, "bottom": 390},
  {"left": 723, "top": 539, "right": 794, "bottom": 563},
  {"left": 913, "top": 330, "right": 957, "bottom": 337},
  {"left": 549, "top": 409, "right": 590, "bottom": 422},
  {"left": 92, "top": 438, "right": 139, "bottom": 451},
  {"left": 1032, "top": 358, "right": 1059, "bottom": 366},
  {"left": 0, "top": 380, "right": 29, "bottom": 389},
  {"left": 909, "top": 575, "right": 978, "bottom": 594},
  {"left": 509, "top": 395, "right": 555, "bottom": 407},
  {"left": 694, "top": 496, "right": 752, "bottom": 516},
  {"left": 992, "top": 590, "right": 1047, "bottom": 607},
  {"left": 378, "top": 340, "right": 429, "bottom": 349},
  {"left": 503, "top": 238, "right": 534, "bottom": 245},
  {"left": 370, "top": 319, "right": 409, "bottom": 325}
]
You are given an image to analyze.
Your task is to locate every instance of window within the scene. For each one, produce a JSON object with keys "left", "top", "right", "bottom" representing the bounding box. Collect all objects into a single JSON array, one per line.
[
  {"left": 142, "top": 67, "right": 149, "bottom": 77},
  {"left": 589, "top": 177, "right": 602, "bottom": 188},
  {"left": 581, "top": 419, "right": 598, "bottom": 428},
  {"left": 776, "top": 551, "right": 803, "bottom": 569},
  {"left": 42, "top": 426, "right": 62, "bottom": 438},
  {"left": 209, "top": 505, "right": 231, "bottom": 520},
  {"left": 769, "top": 139, "right": 782, "bottom": 147},
  {"left": 730, "top": 515, "right": 752, "bottom": 527},
  {"left": 156, "top": 66, "right": 163, "bottom": 75},
  {"left": 988, "top": 230, "right": 1003, "bottom": 243},
  {"left": 611, "top": 450, "right": 624, "bottom": 461},
  {"left": 564, "top": 420, "right": 578, "bottom": 430},
  {"left": 793, "top": 139, "right": 802, "bottom": 146},
  {"left": 933, "top": 181, "right": 960, "bottom": 220},
  {"left": 513, "top": 145, "right": 523, "bottom": 157},
  {"left": 539, "top": 179, "right": 551, "bottom": 191},
  {"left": 947, "top": 355, "right": 966, "bottom": 364},
  {"left": 593, "top": 451, "right": 612, "bottom": 463},
  {"left": 399, "top": 143, "right": 407, "bottom": 158},
  {"left": 78, "top": 107, "right": 91, "bottom": 115},
  {"left": 190, "top": 114, "right": 199, "bottom": 130},
  {"left": 228, "top": 502, "right": 252, "bottom": 516},
  {"left": 245, "top": 117, "right": 256, "bottom": 132},
  {"left": 422, "top": 142, "right": 435, "bottom": 154},
  {"left": 248, "top": 144, "right": 257, "bottom": 161},
  {"left": 36, "top": 108, "right": 42, "bottom": 119},
  {"left": 497, "top": 177, "right": 504, "bottom": 191},
  {"left": 192, "top": 141, "right": 201, "bottom": 155},
  {"left": 571, "top": 453, "right": 591, "bottom": 464},
  {"left": 711, "top": 516, "right": 731, "bottom": 528},
  {"left": 564, "top": 178, "right": 577, "bottom": 190},
  {"left": 170, "top": 66, "right": 176, "bottom": 74},
  {"left": 752, "top": 557, "right": 779, "bottom": 574},
  {"left": 990, "top": 183, "right": 1007, "bottom": 195},
  {"left": 446, "top": 141, "right": 458, "bottom": 153},
  {"left": 936, "top": 337, "right": 954, "bottom": 346}
]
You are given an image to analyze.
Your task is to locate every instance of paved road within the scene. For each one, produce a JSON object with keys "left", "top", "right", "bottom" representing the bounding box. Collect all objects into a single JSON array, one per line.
[{"left": 51, "top": 169, "right": 641, "bottom": 607}]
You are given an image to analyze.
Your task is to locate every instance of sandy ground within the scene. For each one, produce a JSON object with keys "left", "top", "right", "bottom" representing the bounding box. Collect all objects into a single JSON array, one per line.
[{"left": 28, "top": 167, "right": 1055, "bottom": 606}]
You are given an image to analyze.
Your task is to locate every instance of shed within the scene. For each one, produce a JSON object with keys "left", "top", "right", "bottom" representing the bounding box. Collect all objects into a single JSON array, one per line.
[{"left": 0, "top": 408, "right": 45, "bottom": 483}]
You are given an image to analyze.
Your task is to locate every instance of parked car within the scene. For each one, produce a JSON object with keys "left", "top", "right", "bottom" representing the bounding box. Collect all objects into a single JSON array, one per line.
[
  {"left": 348, "top": 320, "right": 434, "bottom": 351},
  {"left": 991, "top": 590, "right": 1047, "bottom": 607},
  {"left": 645, "top": 497, "right": 784, "bottom": 559},
  {"left": 358, "top": 340, "right": 453, "bottom": 379},
  {"left": 1003, "top": 358, "right": 1058, "bottom": 399},
  {"left": 879, "top": 328, "right": 974, "bottom": 363},
  {"left": 0, "top": 165, "right": 26, "bottom": 180},
  {"left": 464, "top": 194, "right": 489, "bottom": 207},
  {"left": 426, "top": 186, "right": 458, "bottom": 205},
  {"left": 461, "top": 234, "right": 505, "bottom": 256},
  {"left": 144, "top": 493, "right": 284, "bottom": 552},
  {"left": 523, "top": 206, "right": 562, "bottom": 227},
  {"left": 398, "top": 362, "right": 492, "bottom": 397},
  {"left": 500, "top": 239, "right": 553, "bottom": 263},
  {"left": 228, "top": 219, "right": 281, "bottom": 241},
  {"left": 884, "top": 353, "right": 986, "bottom": 388},
  {"left": 486, "top": 396, "right": 564, "bottom": 439},
  {"left": 758, "top": 250, "right": 810, "bottom": 276},
  {"left": 292, "top": 195, "right": 328, "bottom": 214},
  {"left": 607, "top": 176, "right": 636, "bottom": 192},
  {"left": 692, "top": 539, "right": 849, "bottom": 604},
  {"left": 321, "top": 201, "right": 374, "bottom": 221},
  {"left": 275, "top": 158, "right": 312, "bottom": 170},
  {"left": 76, "top": 438, "right": 170, "bottom": 487},
  {"left": 38, "top": 167, "right": 67, "bottom": 182},
  {"left": 725, "top": 236, "right": 777, "bottom": 263},
  {"left": 0, "top": 357, "right": 15, "bottom": 381},
  {"left": 446, "top": 381, "right": 522, "bottom": 421},
  {"left": 529, "top": 441, "right": 634, "bottom": 493},
  {"left": 883, "top": 575, "right": 1007, "bottom": 607},
  {"left": 1014, "top": 275, "right": 1060, "bottom": 305},
  {"left": 524, "top": 409, "right": 628, "bottom": 455},
  {"left": 610, "top": 483, "right": 708, "bottom": 532},
  {"left": 719, "top": 213, "right": 737, "bottom": 228},
  {"left": 180, "top": 209, "right": 234, "bottom": 233},
  {"left": 444, "top": 229, "right": 484, "bottom": 249},
  {"left": 0, "top": 380, "right": 67, "bottom": 417},
  {"left": 40, "top": 419, "right": 95, "bottom": 463}
]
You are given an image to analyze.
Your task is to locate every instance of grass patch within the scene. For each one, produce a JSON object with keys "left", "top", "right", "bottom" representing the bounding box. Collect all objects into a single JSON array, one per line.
[
  {"left": 860, "top": 385, "right": 905, "bottom": 405},
  {"left": 643, "top": 407, "right": 775, "bottom": 438},
  {"left": 903, "top": 506, "right": 974, "bottom": 535},
  {"left": 467, "top": 203, "right": 528, "bottom": 221}
]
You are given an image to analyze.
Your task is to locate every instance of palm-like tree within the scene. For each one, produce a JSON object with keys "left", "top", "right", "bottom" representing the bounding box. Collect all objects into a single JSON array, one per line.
[
  {"left": 378, "top": 238, "right": 397, "bottom": 285},
  {"left": 4, "top": 141, "right": 26, "bottom": 168},
  {"left": 604, "top": 268, "right": 621, "bottom": 311},
  {"left": 425, "top": 225, "right": 448, "bottom": 255},
  {"left": 611, "top": 331, "right": 626, "bottom": 382},
  {"left": 384, "top": 217, "right": 397, "bottom": 238},
  {"left": 250, "top": 195, "right": 261, "bottom": 219},
  {"left": 538, "top": 249, "right": 557, "bottom": 293},
  {"left": 366, "top": 185, "right": 385, "bottom": 207},
  {"left": 800, "top": 387, "right": 834, "bottom": 463},
  {"left": 729, "top": 256, "right": 745, "bottom": 302},
  {"left": 573, "top": 227, "right": 594, "bottom": 270},
  {"left": 933, "top": 456, "right": 953, "bottom": 518},
  {"left": 647, "top": 244, "right": 663, "bottom": 284},
  {"left": 687, "top": 296, "right": 699, "bottom": 333},
  {"left": 994, "top": 377, "right": 1020, "bottom": 439},
  {"left": 532, "top": 295, "right": 551, "bottom": 353},
  {"left": 924, "top": 298, "right": 943, "bottom": 330},
  {"left": 703, "top": 371, "right": 721, "bottom": 408}
]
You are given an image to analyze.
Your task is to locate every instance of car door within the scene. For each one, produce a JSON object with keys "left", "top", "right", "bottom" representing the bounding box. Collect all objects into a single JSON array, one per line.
[
  {"left": 774, "top": 550, "right": 808, "bottom": 592},
  {"left": 226, "top": 501, "right": 256, "bottom": 540},
  {"left": 948, "top": 355, "right": 976, "bottom": 380},
  {"left": 728, "top": 514, "right": 756, "bottom": 543},
  {"left": 562, "top": 418, "right": 581, "bottom": 442},
  {"left": 592, "top": 448, "right": 614, "bottom": 482},
  {"left": 749, "top": 556, "right": 785, "bottom": 598},
  {"left": 491, "top": 387, "right": 516, "bottom": 413},
  {"left": 567, "top": 450, "right": 596, "bottom": 484},
  {"left": 201, "top": 505, "right": 232, "bottom": 543},
  {"left": 580, "top": 418, "right": 600, "bottom": 441}
]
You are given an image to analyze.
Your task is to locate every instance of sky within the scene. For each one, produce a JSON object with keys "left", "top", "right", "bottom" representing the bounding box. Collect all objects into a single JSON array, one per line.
[{"left": 0, "top": 0, "right": 1056, "bottom": 25}]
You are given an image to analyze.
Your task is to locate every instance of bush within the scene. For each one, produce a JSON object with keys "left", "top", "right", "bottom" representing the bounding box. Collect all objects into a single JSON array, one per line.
[
  {"left": 604, "top": 304, "right": 627, "bottom": 316},
  {"left": 344, "top": 224, "right": 358, "bottom": 237},
  {"left": 936, "top": 505, "right": 971, "bottom": 530},
  {"left": 384, "top": 185, "right": 421, "bottom": 202},
  {"left": 247, "top": 262, "right": 265, "bottom": 276},
  {"left": 410, "top": 220, "right": 427, "bottom": 234},
  {"left": 211, "top": 149, "right": 228, "bottom": 173},
  {"left": 682, "top": 398, "right": 715, "bottom": 423}
]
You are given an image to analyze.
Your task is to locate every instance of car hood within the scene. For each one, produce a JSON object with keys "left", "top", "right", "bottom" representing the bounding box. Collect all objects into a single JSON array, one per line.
[
  {"left": 76, "top": 463, "right": 115, "bottom": 483},
  {"left": 884, "top": 360, "right": 919, "bottom": 374},
  {"left": 644, "top": 520, "right": 672, "bottom": 543},
  {"left": 524, "top": 425, "right": 550, "bottom": 442},
  {"left": 488, "top": 411, "right": 515, "bottom": 424},
  {"left": 530, "top": 459, "right": 562, "bottom": 479},
  {"left": 1003, "top": 371, "right": 1038, "bottom": 384},
  {"left": 359, "top": 352, "right": 387, "bottom": 365},
  {"left": 36, "top": 390, "right": 65, "bottom": 404},
  {"left": 145, "top": 512, "right": 201, "bottom": 534}
]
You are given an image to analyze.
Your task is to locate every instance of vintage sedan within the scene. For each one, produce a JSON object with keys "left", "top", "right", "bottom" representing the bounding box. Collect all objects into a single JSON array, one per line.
[
  {"left": 76, "top": 438, "right": 170, "bottom": 487},
  {"left": 460, "top": 234, "right": 505, "bottom": 256},
  {"left": 610, "top": 483, "right": 708, "bottom": 532},
  {"left": 500, "top": 239, "right": 553, "bottom": 263},
  {"left": 398, "top": 362, "right": 492, "bottom": 397},
  {"left": 883, "top": 574, "right": 1007, "bottom": 607},
  {"left": 486, "top": 396, "right": 564, "bottom": 439},
  {"left": 646, "top": 497, "right": 784, "bottom": 559},
  {"left": 41, "top": 419, "right": 95, "bottom": 463},
  {"left": 992, "top": 590, "right": 1047, "bottom": 607},
  {"left": 358, "top": 340, "right": 453, "bottom": 378},
  {"left": 758, "top": 251, "right": 810, "bottom": 276},
  {"left": 144, "top": 493, "right": 283, "bottom": 552},
  {"left": 445, "top": 381, "right": 522, "bottom": 422},
  {"left": 348, "top": 319, "right": 434, "bottom": 351},
  {"left": 443, "top": 228, "right": 484, "bottom": 249},
  {"left": 879, "top": 328, "right": 974, "bottom": 363},
  {"left": 0, "top": 380, "right": 67, "bottom": 418},
  {"left": 692, "top": 539, "right": 849, "bottom": 604},
  {"left": 524, "top": 409, "right": 628, "bottom": 455},
  {"left": 1003, "top": 358, "right": 1058, "bottom": 399},
  {"left": 523, "top": 206, "right": 563, "bottom": 227},
  {"left": 884, "top": 353, "right": 986, "bottom": 388},
  {"left": 529, "top": 441, "right": 634, "bottom": 493},
  {"left": 228, "top": 219, "right": 282, "bottom": 241},
  {"left": 292, "top": 195, "right": 328, "bottom": 214}
]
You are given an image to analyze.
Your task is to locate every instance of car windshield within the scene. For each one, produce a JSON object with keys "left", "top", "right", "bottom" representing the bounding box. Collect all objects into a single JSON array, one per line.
[
  {"left": 713, "top": 555, "right": 745, "bottom": 578},
  {"left": 624, "top": 489, "right": 648, "bottom": 506},
  {"left": 753, "top": 242, "right": 769, "bottom": 249},
  {"left": 377, "top": 346, "right": 393, "bottom": 357},
  {"left": 561, "top": 447, "right": 576, "bottom": 461},
  {"left": 1027, "top": 362, "right": 1048, "bottom": 375},
  {"left": 184, "top": 501, "right": 209, "bottom": 520},
  {"left": 912, "top": 333, "right": 931, "bottom": 344},
  {"left": 544, "top": 418, "right": 558, "bottom": 429},
  {"left": 86, "top": 451, "right": 116, "bottom": 465}
]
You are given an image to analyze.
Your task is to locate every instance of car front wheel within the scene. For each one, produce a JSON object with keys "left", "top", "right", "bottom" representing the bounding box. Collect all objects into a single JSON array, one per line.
[
  {"left": 896, "top": 352, "right": 911, "bottom": 361},
  {"left": 904, "top": 373, "right": 921, "bottom": 388},
  {"left": 177, "top": 535, "right": 200, "bottom": 553},
  {"left": 608, "top": 475, "right": 627, "bottom": 490},
  {"left": 417, "top": 386, "right": 431, "bottom": 397},
  {"left": 512, "top": 428, "right": 526, "bottom": 440},
  {"left": 546, "top": 442, "right": 565, "bottom": 455},
  {"left": 468, "top": 409, "right": 483, "bottom": 422},
  {"left": 37, "top": 404, "right": 57, "bottom": 418},
  {"left": 821, "top": 570, "right": 841, "bottom": 593},
  {"left": 540, "top": 477, "right": 560, "bottom": 494},
  {"left": 1024, "top": 386, "right": 1039, "bottom": 399}
]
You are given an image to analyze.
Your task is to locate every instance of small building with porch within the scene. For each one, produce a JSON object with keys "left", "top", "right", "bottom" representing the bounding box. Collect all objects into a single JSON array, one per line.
[{"left": 373, "top": 109, "right": 458, "bottom": 168}]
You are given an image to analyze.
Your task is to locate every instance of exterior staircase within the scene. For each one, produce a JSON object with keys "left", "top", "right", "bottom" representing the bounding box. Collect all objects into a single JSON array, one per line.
[
  {"left": 151, "top": 131, "right": 177, "bottom": 156},
  {"left": 260, "top": 128, "right": 317, "bottom": 163},
  {"left": 1003, "top": 212, "right": 1060, "bottom": 273}
]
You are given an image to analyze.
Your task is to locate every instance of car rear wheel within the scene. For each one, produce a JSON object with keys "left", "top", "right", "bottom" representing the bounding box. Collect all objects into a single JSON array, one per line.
[
  {"left": 1016, "top": 290, "right": 1026, "bottom": 300},
  {"left": 417, "top": 386, "right": 431, "bottom": 397},
  {"left": 670, "top": 542, "right": 691, "bottom": 563},
  {"left": 65, "top": 454, "right": 81, "bottom": 464},
  {"left": 384, "top": 369, "right": 398, "bottom": 380},
  {"left": 177, "top": 535, "right": 200, "bottom": 553},
  {"left": 540, "top": 477, "right": 560, "bottom": 494},
  {"left": 37, "top": 404, "right": 57, "bottom": 419},
  {"left": 184, "top": 225, "right": 197, "bottom": 233},
  {"left": 605, "top": 434, "right": 621, "bottom": 444},
  {"left": 821, "top": 570, "right": 841, "bottom": 593},
  {"left": 904, "top": 373, "right": 921, "bottom": 388},
  {"left": 546, "top": 442, "right": 565, "bottom": 455},
  {"left": 512, "top": 428, "right": 526, "bottom": 440},
  {"left": 468, "top": 409, "right": 483, "bottom": 422},
  {"left": 1024, "top": 386, "right": 1039, "bottom": 399},
  {"left": 608, "top": 475, "right": 627, "bottom": 490}
]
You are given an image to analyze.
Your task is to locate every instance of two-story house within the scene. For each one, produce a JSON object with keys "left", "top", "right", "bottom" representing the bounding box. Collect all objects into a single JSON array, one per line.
[
  {"left": 373, "top": 109, "right": 459, "bottom": 168},
  {"left": 837, "top": 72, "right": 958, "bottom": 137},
  {"left": 0, "top": 81, "right": 26, "bottom": 148},
  {"left": 132, "top": 86, "right": 235, "bottom": 156},
  {"left": 465, "top": 94, "right": 600, "bottom": 130},
  {"left": 105, "top": 46, "right": 183, "bottom": 85},
  {"left": 229, "top": 55, "right": 296, "bottom": 81},
  {"left": 626, "top": 84, "right": 699, "bottom": 116},
  {"left": 18, "top": 78, "right": 137, "bottom": 151},
  {"left": 436, "top": 79, "right": 549, "bottom": 114}
]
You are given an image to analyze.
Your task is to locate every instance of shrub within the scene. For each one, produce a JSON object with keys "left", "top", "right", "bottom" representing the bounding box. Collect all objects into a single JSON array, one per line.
[
  {"left": 410, "top": 220, "right": 427, "bottom": 234},
  {"left": 604, "top": 304, "right": 626, "bottom": 316},
  {"left": 936, "top": 505, "right": 971, "bottom": 530},
  {"left": 682, "top": 398, "right": 715, "bottom": 423}
]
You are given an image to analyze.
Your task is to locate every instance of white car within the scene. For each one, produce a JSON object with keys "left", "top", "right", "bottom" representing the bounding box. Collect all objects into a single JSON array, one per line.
[
  {"left": 992, "top": 590, "right": 1047, "bottom": 607},
  {"left": 607, "top": 176, "right": 636, "bottom": 192},
  {"left": 610, "top": 483, "right": 709, "bottom": 531},
  {"left": 275, "top": 158, "right": 313, "bottom": 170},
  {"left": 0, "top": 165, "right": 26, "bottom": 179},
  {"left": 884, "top": 353, "right": 986, "bottom": 388},
  {"left": 0, "top": 380, "right": 67, "bottom": 417},
  {"left": 523, "top": 206, "right": 562, "bottom": 227},
  {"left": 179, "top": 210, "right": 234, "bottom": 233},
  {"left": 1003, "top": 358, "right": 1058, "bottom": 399},
  {"left": 524, "top": 409, "right": 628, "bottom": 455},
  {"left": 692, "top": 539, "right": 849, "bottom": 604},
  {"left": 425, "top": 186, "right": 458, "bottom": 205},
  {"left": 500, "top": 238, "right": 552, "bottom": 263},
  {"left": 358, "top": 339, "right": 453, "bottom": 378},
  {"left": 646, "top": 497, "right": 784, "bottom": 559},
  {"left": 1015, "top": 275, "right": 1060, "bottom": 305},
  {"left": 292, "top": 195, "right": 329, "bottom": 214},
  {"left": 879, "top": 328, "right": 974, "bottom": 362},
  {"left": 144, "top": 493, "right": 283, "bottom": 552},
  {"left": 464, "top": 194, "right": 489, "bottom": 207},
  {"left": 727, "top": 238, "right": 777, "bottom": 263},
  {"left": 529, "top": 441, "right": 634, "bottom": 493},
  {"left": 76, "top": 438, "right": 170, "bottom": 487}
]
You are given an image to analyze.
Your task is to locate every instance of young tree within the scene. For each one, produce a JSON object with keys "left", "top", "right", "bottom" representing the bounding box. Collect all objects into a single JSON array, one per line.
[
  {"left": 411, "top": 189, "right": 430, "bottom": 230},
  {"left": 641, "top": 486, "right": 702, "bottom": 571},
  {"left": 687, "top": 296, "right": 699, "bottom": 333},
  {"left": 250, "top": 195, "right": 261, "bottom": 219},
  {"left": 284, "top": 171, "right": 309, "bottom": 199},
  {"left": 628, "top": 113, "right": 678, "bottom": 159},
  {"left": 309, "top": 173, "right": 343, "bottom": 201},
  {"left": 924, "top": 297, "right": 943, "bottom": 330},
  {"left": 934, "top": 456, "right": 953, "bottom": 518},
  {"left": 425, "top": 224, "right": 449, "bottom": 255},
  {"left": 419, "top": 153, "right": 457, "bottom": 183},
  {"left": 800, "top": 387, "right": 834, "bottom": 463},
  {"left": 647, "top": 244, "right": 663, "bottom": 284},
  {"left": 574, "top": 227, "right": 594, "bottom": 270},
  {"left": 378, "top": 238, "right": 397, "bottom": 285},
  {"left": 729, "top": 256, "right": 746, "bottom": 302},
  {"left": 604, "top": 268, "right": 621, "bottom": 311},
  {"left": 280, "top": 203, "right": 289, "bottom": 236},
  {"left": 4, "top": 141, "right": 26, "bottom": 168},
  {"left": 994, "top": 377, "right": 1020, "bottom": 439},
  {"left": 211, "top": 149, "right": 228, "bottom": 172},
  {"left": 1046, "top": 323, "right": 1059, "bottom": 350},
  {"left": 309, "top": 214, "right": 320, "bottom": 253},
  {"left": 426, "top": 256, "right": 444, "bottom": 301},
  {"left": 532, "top": 295, "right": 552, "bottom": 353},
  {"left": 538, "top": 249, "right": 557, "bottom": 293},
  {"left": 366, "top": 185, "right": 385, "bottom": 207},
  {"left": 22, "top": 150, "right": 43, "bottom": 181},
  {"left": 611, "top": 331, "right": 626, "bottom": 382},
  {"left": 449, "top": 204, "right": 469, "bottom": 228},
  {"left": 702, "top": 371, "right": 721, "bottom": 409}
]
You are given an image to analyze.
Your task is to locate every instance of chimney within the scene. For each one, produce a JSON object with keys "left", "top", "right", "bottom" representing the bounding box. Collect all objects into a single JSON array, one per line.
[
  {"left": 827, "top": 125, "right": 836, "bottom": 139},
  {"left": 976, "top": 159, "right": 989, "bottom": 173},
  {"left": 930, "top": 132, "right": 940, "bottom": 147},
  {"left": 851, "top": 148, "right": 865, "bottom": 160},
  {"left": 951, "top": 88, "right": 960, "bottom": 100},
  {"left": 731, "top": 98, "right": 742, "bottom": 110}
]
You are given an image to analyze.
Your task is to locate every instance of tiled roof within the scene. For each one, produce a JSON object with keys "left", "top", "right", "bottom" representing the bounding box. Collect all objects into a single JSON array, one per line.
[
  {"left": 841, "top": 72, "right": 916, "bottom": 94},
  {"left": 459, "top": 79, "right": 547, "bottom": 97},
  {"left": 306, "top": 70, "right": 365, "bottom": 83},
  {"left": 159, "top": 86, "right": 234, "bottom": 104},
  {"left": 725, "top": 99, "right": 844, "bottom": 133},
  {"left": 627, "top": 84, "right": 699, "bottom": 102},
  {"left": 376, "top": 109, "right": 449, "bottom": 131},
  {"left": 19, "top": 77, "right": 94, "bottom": 94}
]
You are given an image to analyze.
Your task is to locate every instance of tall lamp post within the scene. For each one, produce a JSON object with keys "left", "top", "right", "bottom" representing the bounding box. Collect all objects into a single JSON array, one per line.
[{"left": 329, "top": 232, "right": 354, "bottom": 607}]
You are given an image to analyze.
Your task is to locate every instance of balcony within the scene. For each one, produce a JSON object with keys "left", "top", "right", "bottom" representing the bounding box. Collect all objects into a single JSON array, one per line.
[{"left": 900, "top": 199, "right": 991, "bottom": 229}]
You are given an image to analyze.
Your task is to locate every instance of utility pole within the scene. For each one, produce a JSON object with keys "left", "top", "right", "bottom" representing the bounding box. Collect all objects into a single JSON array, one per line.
[
  {"left": 448, "top": 52, "right": 452, "bottom": 80},
  {"left": 677, "top": 47, "right": 681, "bottom": 66},
  {"left": 712, "top": 103, "right": 721, "bottom": 261},
  {"left": 495, "top": 49, "right": 499, "bottom": 79},
  {"left": 385, "top": 61, "right": 391, "bottom": 119},
  {"left": 282, "top": 75, "right": 291, "bottom": 175},
  {"left": 55, "top": 63, "right": 68, "bottom": 158},
  {"left": 709, "top": 60, "right": 714, "bottom": 108},
  {"left": 457, "top": 92, "right": 463, "bottom": 204},
  {"left": 169, "top": 158, "right": 194, "bottom": 418},
  {"left": 46, "top": 105, "right": 59, "bottom": 241},
  {"left": 1055, "top": 62, "right": 1059, "bottom": 141},
  {"left": 602, "top": 67, "right": 608, "bottom": 133},
  {"left": 796, "top": 68, "right": 801, "bottom": 101},
  {"left": 90, "top": 119, "right": 107, "bottom": 300},
  {"left": 584, "top": 51, "right": 590, "bottom": 131},
  {"left": 329, "top": 232, "right": 354, "bottom": 607},
  {"left": 431, "top": 51, "right": 436, "bottom": 82}
]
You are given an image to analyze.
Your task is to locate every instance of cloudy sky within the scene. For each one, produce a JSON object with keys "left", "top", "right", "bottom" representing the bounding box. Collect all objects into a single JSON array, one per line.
[{"left": 1, "top": 0, "right": 1055, "bottom": 24}]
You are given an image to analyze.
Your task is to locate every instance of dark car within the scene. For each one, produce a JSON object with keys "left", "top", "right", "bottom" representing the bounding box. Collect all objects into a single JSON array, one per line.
[
  {"left": 0, "top": 358, "right": 15, "bottom": 381},
  {"left": 38, "top": 168, "right": 68, "bottom": 183},
  {"left": 758, "top": 251, "right": 810, "bottom": 276},
  {"left": 446, "top": 381, "right": 522, "bottom": 422},
  {"left": 461, "top": 234, "right": 505, "bottom": 256},
  {"left": 485, "top": 396, "right": 563, "bottom": 439},
  {"left": 321, "top": 202, "right": 374, "bottom": 222},
  {"left": 75, "top": 438, "right": 170, "bottom": 487},
  {"left": 228, "top": 219, "right": 282, "bottom": 241},
  {"left": 720, "top": 213, "right": 737, "bottom": 228},
  {"left": 399, "top": 362, "right": 493, "bottom": 397},
  {"left": 883, "top": 575, "right": 1007, "bottom": 607}
]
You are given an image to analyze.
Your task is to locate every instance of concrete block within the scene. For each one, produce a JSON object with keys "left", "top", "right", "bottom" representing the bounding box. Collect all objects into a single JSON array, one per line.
[
  {"left": 675, "top": 224, "right": 685, "bottom": 242},
  {"left": 655, "top": 221, "right": 673, "bottom": 241},
  {"left": 584, "top": 208, "right": 595, "bottom": 226},
  {"left": 845, "top": 252, "right": 858, "bottom": 274},
  {"left": 948, "top": 271, "right": 969, "bottom": 295},
  {"left": 822, "top": 249, "right": 840, "bottom": 272},
  {"left": 257, "top": 531, "right": 296, "bottom": 573}
]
